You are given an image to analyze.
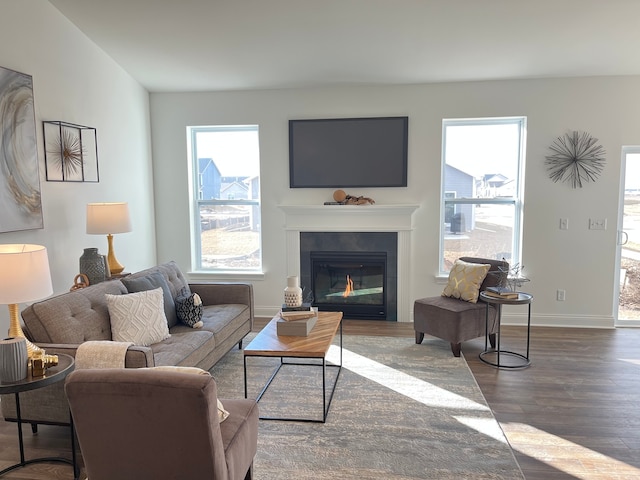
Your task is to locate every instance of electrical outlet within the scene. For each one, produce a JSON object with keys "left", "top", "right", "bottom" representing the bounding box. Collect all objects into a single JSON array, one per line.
[
  {"left": 557, "top": 289, "right": 566, "bottom": 301},
  {"left": 589, "top": 218, "right": 607, "bottom": 230},
  {"left": 559, "top": 218, "right": 568, "bottom": 230}
]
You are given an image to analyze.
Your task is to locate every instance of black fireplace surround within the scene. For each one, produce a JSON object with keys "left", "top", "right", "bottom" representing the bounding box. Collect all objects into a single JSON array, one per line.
[{"left": 300, "top": 232, "right": 398, "bottom": 321}]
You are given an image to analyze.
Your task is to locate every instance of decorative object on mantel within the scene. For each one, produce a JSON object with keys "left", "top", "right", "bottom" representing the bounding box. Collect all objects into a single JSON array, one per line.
[
  {"left": 86, "top": 202, "right": 132, "bottom": 274},
  {"left": 284, "top": 275, "right": 303, "bottom": 307},
  {"left": 545, "top": 130, "right": 605, "bottom": 188},
  {"left": 0, "top": 66, "right": 44, "bottom": 233},
  {"left": 325, "top": 189, "right": 376, "bottom": 205},
  {"left": 43, "top": 120, "right": 99, "bottom": 182}
]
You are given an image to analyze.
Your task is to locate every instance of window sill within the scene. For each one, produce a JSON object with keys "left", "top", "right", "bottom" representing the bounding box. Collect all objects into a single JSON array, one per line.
[{"left": 187, "top": 270, "right": 265, "bottom": 282}]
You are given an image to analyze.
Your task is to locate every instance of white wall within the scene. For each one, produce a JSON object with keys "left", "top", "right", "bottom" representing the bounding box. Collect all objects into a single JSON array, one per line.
[
  {"left": 151, "top": 77, "right": 640, "bottom": 327},
  {"left": 0, "top": 1, "right": 156, "bottom": 335}
]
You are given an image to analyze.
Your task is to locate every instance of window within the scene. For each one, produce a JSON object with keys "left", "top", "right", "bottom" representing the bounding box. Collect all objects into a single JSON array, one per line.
[
  {"left": 440, "top": 117, "right": 526, "bottom": 274},
  {"left": 188, "top": 125, "right": 261, "bottom": 272}
]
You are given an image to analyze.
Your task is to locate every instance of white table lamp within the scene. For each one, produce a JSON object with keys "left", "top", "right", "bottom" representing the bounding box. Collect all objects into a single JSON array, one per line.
[
  {"left": 0, "top": 244, "right": 53, "bottom": 357},
  {"left": 86, "top": 202, "right": 132, "bottom": 275}
]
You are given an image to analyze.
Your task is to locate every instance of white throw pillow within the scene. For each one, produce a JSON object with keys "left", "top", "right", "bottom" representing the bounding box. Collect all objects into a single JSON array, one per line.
[{"left": 106, "top": 288, "right": 171, "bottom": 346}]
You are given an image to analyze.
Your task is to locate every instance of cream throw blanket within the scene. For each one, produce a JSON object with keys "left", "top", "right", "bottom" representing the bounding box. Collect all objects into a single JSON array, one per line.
[{"left": 75, "top": 340, "right": 133, "bottom": 369}]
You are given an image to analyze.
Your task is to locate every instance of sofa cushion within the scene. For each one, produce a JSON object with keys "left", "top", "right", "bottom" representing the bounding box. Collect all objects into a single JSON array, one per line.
[
  {"left": 106, "top": 288, "right": 171, "bottom": 346},
  {"left": 22, "top": 280, "right": 127, "bottom": 344},
  {"left": 442, "top": 259, "right": 490, "bottom": 303},
  {"left": 122, "top": 272, "right": 178, "bottom": 328},
  {"left": 151, "top": 330, "right": 215, "bottom": 367}
]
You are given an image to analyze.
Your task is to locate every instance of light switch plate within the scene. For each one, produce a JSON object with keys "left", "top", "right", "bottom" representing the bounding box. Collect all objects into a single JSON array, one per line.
[{"left": 589, "top": 218, "right": 607, "bottom": 230}]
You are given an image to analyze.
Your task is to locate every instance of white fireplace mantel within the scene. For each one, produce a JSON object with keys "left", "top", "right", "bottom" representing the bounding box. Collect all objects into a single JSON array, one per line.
[{"left": 279, "top": 204, "right": 419, "bottom": 322}]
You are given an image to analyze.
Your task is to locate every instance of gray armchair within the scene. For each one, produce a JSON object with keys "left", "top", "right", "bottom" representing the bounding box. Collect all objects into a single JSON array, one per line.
[
  {"left": 65, "top": 368, "right": 258, "bottom": 480},
  {"left": 414, "top": 257, "right": 509, "bottom": 357}
]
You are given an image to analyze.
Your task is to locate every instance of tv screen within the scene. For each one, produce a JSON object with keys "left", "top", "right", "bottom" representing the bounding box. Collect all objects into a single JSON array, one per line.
[{"left": 289, "top": 116, "right": 408, "bottom": 188}]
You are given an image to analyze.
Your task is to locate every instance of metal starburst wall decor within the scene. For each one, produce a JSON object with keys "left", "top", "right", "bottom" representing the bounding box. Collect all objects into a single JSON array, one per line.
[
  {"left": 545, "top": 131, "right": 605, "bottom": 189},
  {"left": 43, "top": 121, "right": 99, "bottom": 182}
]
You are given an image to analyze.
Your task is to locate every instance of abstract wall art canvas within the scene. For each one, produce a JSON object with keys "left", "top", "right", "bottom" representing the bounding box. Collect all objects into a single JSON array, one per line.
[{"left": 0, "top": 66, "right": 43, "bottom": 233}]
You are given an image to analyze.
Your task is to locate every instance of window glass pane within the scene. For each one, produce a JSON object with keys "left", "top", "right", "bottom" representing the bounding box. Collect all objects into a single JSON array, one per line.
[
  {"left": 190, "top": 125, "right": 261, "bottom": 272},
  {"left": 441, "top": 117, "right": 525, "bottom": 274},
  {"left": 443, "top": 203, "right": 514, "bottom": 270},
  {"left": 199, "top": 204, "right": 261, "bottom": 270},
  {"left": 444, "top": 122, "right": 521, "bottom": 199}
]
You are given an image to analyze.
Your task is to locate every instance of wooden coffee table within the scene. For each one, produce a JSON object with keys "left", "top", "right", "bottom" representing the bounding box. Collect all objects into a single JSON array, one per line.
[{"left": 243, "top": 311, "right": 343, "bottom": 423}]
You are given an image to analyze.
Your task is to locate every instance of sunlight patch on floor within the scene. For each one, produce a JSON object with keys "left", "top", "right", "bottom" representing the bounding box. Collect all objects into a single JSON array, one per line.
[
  {"left": 500, "top": 422, "right": 640, "bottom": 479},
  {"left": 454, "top": 416, "right": 509, "bottom": 444},
  {"left": 327, "top": 345, "right": 490, "bottom": 412}
]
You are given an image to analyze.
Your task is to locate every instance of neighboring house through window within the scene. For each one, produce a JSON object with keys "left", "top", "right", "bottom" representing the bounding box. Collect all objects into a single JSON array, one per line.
[
  {"left": 440, "top": 117, "right": 526, "bottom": 274},
  {"left": 188, "top": 125, "right": 261, "bottom": 272}
]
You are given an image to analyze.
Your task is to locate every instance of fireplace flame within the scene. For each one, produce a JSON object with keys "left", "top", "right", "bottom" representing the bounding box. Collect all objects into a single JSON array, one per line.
[{"left": 343, "top": 274, "right": 354, "bottom": 297}]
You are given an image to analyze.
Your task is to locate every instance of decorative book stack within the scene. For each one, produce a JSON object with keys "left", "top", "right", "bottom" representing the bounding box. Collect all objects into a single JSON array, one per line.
[
  {"left": 484, "top": 286, "right": 519, "bottom": 299},
  {"left": 277, "top": 306, "right": 318, "bottom": 336}
]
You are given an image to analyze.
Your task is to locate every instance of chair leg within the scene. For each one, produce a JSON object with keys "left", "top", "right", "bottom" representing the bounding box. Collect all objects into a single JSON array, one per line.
[
  {"left": 238, "top": 339, "right": 243, "bottom": 349},
  {"left": 244, "top": 463, "right": 253, "bottom": 480},
  {"left": 450, "top": 342, "right": 461, "bottom": 357},
  {"left": 489, "top": 333, "right": 496, "bottom": 349},
  {"left": 31, "top": 423, "right": 38, "bottom": 434},
  {"left": 415, "top": 331, "right": 425, "bottom": 344}
]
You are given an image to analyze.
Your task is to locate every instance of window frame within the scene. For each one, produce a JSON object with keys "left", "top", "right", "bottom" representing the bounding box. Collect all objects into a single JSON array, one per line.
[
  {"left": 187, "top": 125, "right": 262, "bottom": 274},
  {"left": 439, "top": 117, "right": 526, "bottom": 276}
]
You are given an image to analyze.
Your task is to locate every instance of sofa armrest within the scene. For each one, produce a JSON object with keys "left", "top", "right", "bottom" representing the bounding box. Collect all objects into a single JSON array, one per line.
[
  {"left": 33, "top": 342, "right": 155, "bottom": 368},
  {"left": 189, "top": 281, "right": 254, "bottom": 315}
]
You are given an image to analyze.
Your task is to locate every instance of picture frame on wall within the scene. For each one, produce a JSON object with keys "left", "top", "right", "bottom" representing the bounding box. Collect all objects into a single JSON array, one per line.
[
  {"left": 0, "top": 66, "right": 44, "bottom": 233},
  {"left": 43, "top": 121, "right": 99, "bottom": 182}
]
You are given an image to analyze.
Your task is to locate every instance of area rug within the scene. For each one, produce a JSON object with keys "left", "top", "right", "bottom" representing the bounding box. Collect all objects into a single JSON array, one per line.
[{"left": 211, "top": 334, "right": 524, "bottom": 480}]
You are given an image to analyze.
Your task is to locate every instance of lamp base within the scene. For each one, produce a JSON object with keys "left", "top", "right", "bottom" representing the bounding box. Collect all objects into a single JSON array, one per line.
[
  {"left": 8, "top": 304, "right": 43, "bottom": 358},
  {"left": 106, "top": 234, "right": 125, "bottom": 275}
]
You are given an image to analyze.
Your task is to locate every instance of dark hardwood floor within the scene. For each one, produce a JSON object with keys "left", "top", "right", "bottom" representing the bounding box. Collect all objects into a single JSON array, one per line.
[{"left": 2, "top": 320, "right": 640, "bottom": 479}]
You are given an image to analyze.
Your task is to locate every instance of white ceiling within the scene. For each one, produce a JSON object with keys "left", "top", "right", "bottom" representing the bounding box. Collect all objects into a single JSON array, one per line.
[{"left": 49, "top": 0, "right": 640, "bottom": 93}]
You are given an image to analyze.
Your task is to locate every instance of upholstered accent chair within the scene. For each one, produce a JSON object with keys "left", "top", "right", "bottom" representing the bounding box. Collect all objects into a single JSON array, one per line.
[
  {"left": 65, "top": 368, "right": 259, "bottom": 480},
  {"left": 414, "top": 257, "right": 509, "bottom": 357}
]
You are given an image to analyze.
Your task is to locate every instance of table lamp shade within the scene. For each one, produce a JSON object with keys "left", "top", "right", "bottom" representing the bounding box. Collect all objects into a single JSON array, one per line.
[
  {"left": 0, "top": 244, "right": 53, "bottom": 358},
  {"left": 86, "top": 202, "right": 131, "bottom": 275},
  {"left": 0, "top": 244, "right": 53, "bottom": 305},
  {"left": 86, "top": 202, "right": 132, "bottom": 235}
]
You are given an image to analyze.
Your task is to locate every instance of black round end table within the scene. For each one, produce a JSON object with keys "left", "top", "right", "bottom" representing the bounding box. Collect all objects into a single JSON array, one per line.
[
  {"left": 479, "top": 291, "right": 533, "bottom": 369},
  {"left": 0, "top": 353, "right": 78, "bottom": 478}
]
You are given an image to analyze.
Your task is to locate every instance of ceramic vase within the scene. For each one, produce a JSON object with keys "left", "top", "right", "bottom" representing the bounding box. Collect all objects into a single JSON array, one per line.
[
  {"left": 284, "top": 276, "right": 303, "bottom": 307},
  {"left": 0, "top": 337, "right": 28, "bottom": 382},
  {"left": 79, "top": 248, "right": 106, "bottom": 285}
]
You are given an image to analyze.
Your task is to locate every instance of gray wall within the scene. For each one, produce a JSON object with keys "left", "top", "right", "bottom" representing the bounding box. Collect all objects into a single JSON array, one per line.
[
  {"left": 150, "top": 77, "right": 638, "bottom": 327},
  {"left": 0, "top": 1, "right": 156, "bottom": 334}
]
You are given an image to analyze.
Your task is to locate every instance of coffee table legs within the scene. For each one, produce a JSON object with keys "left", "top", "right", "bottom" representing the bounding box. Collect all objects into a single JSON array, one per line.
[{"left": 244, "top": 325, "right": 343, "bottom": 423}]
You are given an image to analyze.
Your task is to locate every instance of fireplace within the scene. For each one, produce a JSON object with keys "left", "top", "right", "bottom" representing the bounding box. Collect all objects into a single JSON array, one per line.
[
  {"left": 300, "top": 231, "right": 397, "bottom": 321},
  {"left": 311, "top": 251, "right": 387, "bottom": 319},
  {"left": 279, "top": 204, "right": 418, "bottom": 322}
]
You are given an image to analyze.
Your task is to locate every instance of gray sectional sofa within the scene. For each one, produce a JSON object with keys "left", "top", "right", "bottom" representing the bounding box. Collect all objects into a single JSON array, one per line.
[{"left": 1, "top": 261, "right": 254, "bottom": 427}]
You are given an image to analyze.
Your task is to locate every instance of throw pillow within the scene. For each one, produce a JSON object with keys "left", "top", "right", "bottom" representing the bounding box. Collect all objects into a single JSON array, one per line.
[
  {"left": 106, "top": 288, "right": 171, "bottom": 346},
  {"left": 147, "top": 366, "right": 229, "bottom": 423},
  {"left": 122, "top": 272, "right": 179, "bottom": 328},
  {"left": 175, "top": 291, "right": 204, "bottom": 328},
  {"left": 442, "top": 259, "right": 491, "bottom": 303}
]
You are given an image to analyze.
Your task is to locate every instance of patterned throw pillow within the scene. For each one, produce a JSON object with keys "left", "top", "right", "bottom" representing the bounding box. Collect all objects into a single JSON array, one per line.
[
  {"left": 442, "top": 259, "right": 491, "bottom": 303},
  {"left": 175, "top": 291, "right": 204, "bottom": 328},
  {"left": 106, "top": 288, "right": 171, "bottom": 346}
]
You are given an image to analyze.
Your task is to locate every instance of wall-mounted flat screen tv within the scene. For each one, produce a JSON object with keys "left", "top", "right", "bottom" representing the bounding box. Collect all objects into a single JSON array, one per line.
[{"left": 289, "top": 116, "right": 408, "bottom": 188}]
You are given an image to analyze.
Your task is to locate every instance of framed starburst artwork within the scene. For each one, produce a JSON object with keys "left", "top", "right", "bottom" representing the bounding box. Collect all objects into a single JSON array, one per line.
[
  {"left": 43, "top": 121, "right": 99, "bottom": 182},
  {"left": 544, "top": 131, "right": 605, "bottom": 189}
]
